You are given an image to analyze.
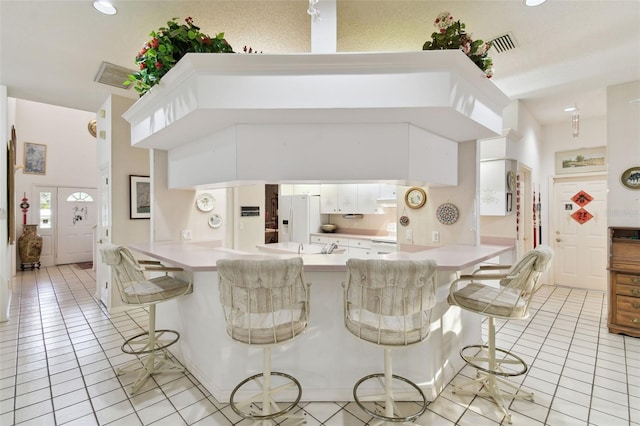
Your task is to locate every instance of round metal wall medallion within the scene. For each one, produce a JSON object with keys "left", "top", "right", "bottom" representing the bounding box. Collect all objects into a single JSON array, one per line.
[{"left": 436, "top": 203, "right": 459, "bottom": 225}]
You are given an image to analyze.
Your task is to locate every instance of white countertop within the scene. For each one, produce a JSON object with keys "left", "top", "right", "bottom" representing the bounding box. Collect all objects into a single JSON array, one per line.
[
  {"left": 256, "top": 242, "right": 346, "bottom": 254},
  {"left": 310, "top": 232, "right": 397, "bottom": 244},
  {"left": 129, "top": 240, "right": 513, "bottom": 273}
]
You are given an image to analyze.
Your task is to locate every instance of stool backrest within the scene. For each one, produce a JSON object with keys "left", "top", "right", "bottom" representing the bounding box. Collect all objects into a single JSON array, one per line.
[
  {"left": 344, "top": 259, "right": 437, "bottom": 346},
  {"left": 449, "top": 245, "right": 554, "bottom": 320},
  {"left": 99, "top": 243, "right": 192, "bottom": 306},
  {"left": 216, "top": 257, "right": 309, "bottom": 345},
  {"left": 100, "top": 243, "right": 146, "bottom": 304},
  {"left": 501, "top": 245, "right": 554, "bottom": 307}
]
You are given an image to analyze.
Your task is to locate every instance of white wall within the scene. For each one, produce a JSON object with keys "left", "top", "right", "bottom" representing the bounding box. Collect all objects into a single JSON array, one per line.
[
  {"left": 13, "top": 98, "right": 97, "bottom": 246},
  {"left": 607, "top": 80, "right": 640, "bottom": 227},
  {"left": 152, "top": 149, "right": 228, "bottom": 245},
  {"left": 0, "top": 86, "right": 9, "bottom": 321},
  {"left": 398, "top": 140, "right": 478, "bottom": 247}
]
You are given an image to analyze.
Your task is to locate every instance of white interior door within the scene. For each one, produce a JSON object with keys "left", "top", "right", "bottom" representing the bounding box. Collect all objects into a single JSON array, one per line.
[
  {"left": 55, "top": 187, "right": 97, "bottom": 265},
  {"left": 33, "top": 186, "right": 56, "bottom": 267},
  {"left": 552, "top": 175, "right": 607, "bottom": 290}
]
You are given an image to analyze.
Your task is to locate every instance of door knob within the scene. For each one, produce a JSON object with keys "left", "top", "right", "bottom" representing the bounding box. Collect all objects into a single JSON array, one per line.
[
  {"left": 555, "top": 238, "right": 561, "bottom": 242},
  {"left": 97, "top": 239, "right": 103, "bottom": 244}
]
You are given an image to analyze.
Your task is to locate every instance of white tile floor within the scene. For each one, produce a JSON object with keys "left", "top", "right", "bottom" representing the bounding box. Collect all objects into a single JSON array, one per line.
[{"left": 1, "top": 265, "right": 638, "bottom": 425}]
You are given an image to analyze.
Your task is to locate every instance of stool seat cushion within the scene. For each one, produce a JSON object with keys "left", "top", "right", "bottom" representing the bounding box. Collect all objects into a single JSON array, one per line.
[
  {"left": 122, "top": 275, "right": 192, "bottom": 305},
  {"left": 345, "top": 309, "right": 430, "bottom": 345},
  {"left": 226, "top": 308, "right": 308, "bottom": 344},
  {"left": 448, "top": 283, "right": 526, "bottom": 319}
]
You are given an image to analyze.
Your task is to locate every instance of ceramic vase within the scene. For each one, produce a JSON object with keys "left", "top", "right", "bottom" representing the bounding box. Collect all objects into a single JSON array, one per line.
[{"left": 18, "top": 224, "right": 43, "bottom": 270}]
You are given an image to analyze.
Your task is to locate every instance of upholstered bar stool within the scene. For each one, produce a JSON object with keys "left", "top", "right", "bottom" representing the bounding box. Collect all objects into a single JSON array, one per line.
[
  {"left": 216, "top": 257, "right": 310, "bottom": 425},
  {"left": 343, "top": 258, "right": 437, "bottom": 425},
  {"left": 447, "top": 245, "right": 553, "bottom": 423},
  {"left": 100, "top": 243, "right": 192, "bottom": 395}
]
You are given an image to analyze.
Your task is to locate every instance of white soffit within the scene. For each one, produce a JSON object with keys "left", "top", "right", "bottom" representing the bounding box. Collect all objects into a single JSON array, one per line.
[{"left": 123, "top": 50, "right": 510, "bottom": 151}]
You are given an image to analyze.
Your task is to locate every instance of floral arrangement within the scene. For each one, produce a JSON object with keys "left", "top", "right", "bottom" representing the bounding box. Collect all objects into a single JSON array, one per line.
[
  {"left": 422, "top": 11, "right": 493, "bottom": 78},
  {"left": 126, "top": 17, "right": 234, "bottom": 96}
]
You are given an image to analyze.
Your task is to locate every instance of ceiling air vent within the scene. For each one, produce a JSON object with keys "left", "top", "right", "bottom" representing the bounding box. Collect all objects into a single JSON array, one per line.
[
  {"left": 489, "top": 32, "right": 518, "bottom": 53},
  {"left": 94, "top": 61, "right": 135, "bottom": 90}
]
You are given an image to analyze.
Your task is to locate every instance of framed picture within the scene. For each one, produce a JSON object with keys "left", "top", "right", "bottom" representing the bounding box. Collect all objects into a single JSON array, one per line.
[
  {"left": 555, "top": 146, "right": 606, "bottom": 175},
  {"left": 23, "top": 142, "right": 47, "bottom": 175},
  {"left": 620, "top": 166, "right": 640, "bottom": 190},
  {"left": 130, "top": 175, "right": 150, "bottom": 219}
]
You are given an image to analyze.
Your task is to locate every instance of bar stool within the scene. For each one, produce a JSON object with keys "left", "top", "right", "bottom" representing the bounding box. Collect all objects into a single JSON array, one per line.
[
  {"left": 447, "top": 245, "right": 553, "bottom": 423},
  {"left": 216, "top": 257, "right": 310, "bottom": 425},
  {"left": 343, "top": 258, "right": 437, "bottom": 425},
  {"left": 100, "top": 243, "right": 192, "bottom": 395}
]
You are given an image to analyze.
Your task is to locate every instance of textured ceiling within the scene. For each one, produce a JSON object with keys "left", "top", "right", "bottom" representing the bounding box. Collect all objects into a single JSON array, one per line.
[{"left": 1, "top": 0, "right": 639, "bottom": 126}]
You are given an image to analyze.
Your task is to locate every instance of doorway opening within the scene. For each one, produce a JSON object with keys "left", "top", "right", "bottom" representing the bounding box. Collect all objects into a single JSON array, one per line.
[
  {"left": 33, "top": 186, "right": 98, "bottom": 267},
  {"left": 265, "top": 184, "right": 279, "bottom": 244}
]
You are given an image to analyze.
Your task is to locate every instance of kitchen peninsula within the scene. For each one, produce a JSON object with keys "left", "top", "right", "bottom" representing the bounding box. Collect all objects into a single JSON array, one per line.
[{"left": 130, "top": 240, "right": 513, "bottom": 401}]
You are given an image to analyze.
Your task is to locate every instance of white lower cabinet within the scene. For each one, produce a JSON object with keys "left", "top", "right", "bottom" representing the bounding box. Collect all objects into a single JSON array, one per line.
[{"left": 310, "top": 235, "right": 374, "bottom": 257}]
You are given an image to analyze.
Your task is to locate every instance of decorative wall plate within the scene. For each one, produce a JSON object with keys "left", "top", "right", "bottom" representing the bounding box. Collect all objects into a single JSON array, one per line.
[
  {"left": 621, "top": 166, "right": 640, "bottom": 190},
  {"left": 404, "top": 187, "right": 426, "bottom": 209},
  {"left": 436, "top": 202, "right": 459, "bottom": 225},
  {"left": 208, "top": 213, "right": 223, "bottom": 228},
  {"left": 196, "top": 192, "right": 215, "bottom": 212},
  {"left": 399, "top": 215, "right": 410, "bottom": 226}
]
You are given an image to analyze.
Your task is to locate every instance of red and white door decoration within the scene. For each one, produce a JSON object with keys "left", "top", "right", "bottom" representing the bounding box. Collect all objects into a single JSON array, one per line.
[{"left": 569, "top": 190, "right": 594, "bottom": 225}]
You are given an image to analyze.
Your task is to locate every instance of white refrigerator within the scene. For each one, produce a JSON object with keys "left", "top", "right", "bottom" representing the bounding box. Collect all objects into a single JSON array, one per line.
[{"left": 278, "top": 195, "right": 325, "bottom": 244}]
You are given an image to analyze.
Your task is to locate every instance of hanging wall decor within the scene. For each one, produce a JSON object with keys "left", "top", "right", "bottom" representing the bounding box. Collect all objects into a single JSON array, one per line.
[
  {"left": 621, "top": 166, "right": 640, "bottom": 190},
  {"left": 436, "top": 202, "right": 459, "bottom": 225}
]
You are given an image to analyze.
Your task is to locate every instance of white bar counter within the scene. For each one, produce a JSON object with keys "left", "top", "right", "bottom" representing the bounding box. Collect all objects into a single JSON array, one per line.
[{"left": 129, "top": 241, "right": 513, "bottom": 402}]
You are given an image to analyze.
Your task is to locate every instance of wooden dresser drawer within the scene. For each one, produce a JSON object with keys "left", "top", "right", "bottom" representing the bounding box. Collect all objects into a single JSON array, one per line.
[
  {"left": 616, "top": 295, "right": 640, "bottom": 313},
  {"left": 612, "top": 240, "right": 640, "bottom": 259},
  {"left": 616, "top": 273, "right": 640, "bottom": 286},
  {"left": 616, "top": 283, "right": 640, "bottom": 297},
  {"left": 615, "top": 310, "right": 640, "bottom": 329},
  {"left": 611, "top": 261, "right": 640, "bottom": 273}
]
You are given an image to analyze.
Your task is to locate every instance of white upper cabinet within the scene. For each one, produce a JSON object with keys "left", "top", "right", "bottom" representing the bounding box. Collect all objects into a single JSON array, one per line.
[
  {"left": 320, "top": 184, "right": 390, "bottom": 215},
  {"left": 320, "top": 184, "right": 339, "bottom": 214},
  {"left": 379, "top": 184, "right": 397, "bottom": 201},
  {"left": 358, "top": 184, "right": 384, "bottom": 214}
]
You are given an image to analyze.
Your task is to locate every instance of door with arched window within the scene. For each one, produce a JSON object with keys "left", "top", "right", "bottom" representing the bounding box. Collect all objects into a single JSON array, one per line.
[{"left": 56, "top": 187, "right": 97, "bottom": 265}]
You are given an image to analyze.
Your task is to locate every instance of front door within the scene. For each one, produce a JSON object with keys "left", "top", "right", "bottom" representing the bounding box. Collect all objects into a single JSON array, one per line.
[
  {"left": 55, "top": 187, "right": 97, "bottom": 265},
  {"left": 34, "top": 186, "right": 56, "bottom": 267},
  {"left": 552, "top": 175, "right": 607, "bottom": 290}
]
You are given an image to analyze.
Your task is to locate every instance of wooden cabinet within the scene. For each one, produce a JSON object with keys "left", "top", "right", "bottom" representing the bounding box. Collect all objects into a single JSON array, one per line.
[{"left": 608, "top": 227, "right": 640, "bottom": 337}]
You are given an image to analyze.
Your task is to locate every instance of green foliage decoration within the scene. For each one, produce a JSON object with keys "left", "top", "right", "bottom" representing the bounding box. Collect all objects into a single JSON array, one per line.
[
  {"left": 125, "top": 17, "right": 234, "bottom": 96},
  {"left": 422, "top": 11, "right": 493, "bottom": 78}
]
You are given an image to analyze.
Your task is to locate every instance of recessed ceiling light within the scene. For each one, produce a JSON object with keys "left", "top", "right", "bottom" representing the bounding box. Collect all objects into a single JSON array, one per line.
[
  {"left": 525, "top": 0, "right": 547, "bottom": 6},
  {"left": 93, "top": 0, "right": 117, "bottom": 15},
  {"left": 563, "top": 106, "right": 577, "bottom": 112}
]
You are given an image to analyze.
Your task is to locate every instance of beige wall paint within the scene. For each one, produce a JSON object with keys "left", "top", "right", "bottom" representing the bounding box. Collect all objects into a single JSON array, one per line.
[
  {"left": 397, "top": 141, "right": 478, "bottom": 247},
  {"left": 607, "top": 80, "right": 640, "bottom": 227}
]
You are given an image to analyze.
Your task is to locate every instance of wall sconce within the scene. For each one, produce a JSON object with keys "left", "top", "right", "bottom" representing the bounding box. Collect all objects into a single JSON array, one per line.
[
  {"left": 571, "top": 109, "right": 580, "bottom": 138},
  {"left": 564, "top": 104, "right": 579, "bottom": 138}
]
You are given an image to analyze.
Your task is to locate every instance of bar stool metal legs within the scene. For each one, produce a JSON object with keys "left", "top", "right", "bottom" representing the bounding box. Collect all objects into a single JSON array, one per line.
[
  {"left": 229, "top": 347, "right": 305, "bottom": 425},
  {"left": 452, "top": 317, "right": 533, "bottom": 424},
  {"left": 116, "top": 305, "right": 185, "bottom": 394},
  {"left": 353, "top": 348, "right": 427, "bottom": 425}
]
